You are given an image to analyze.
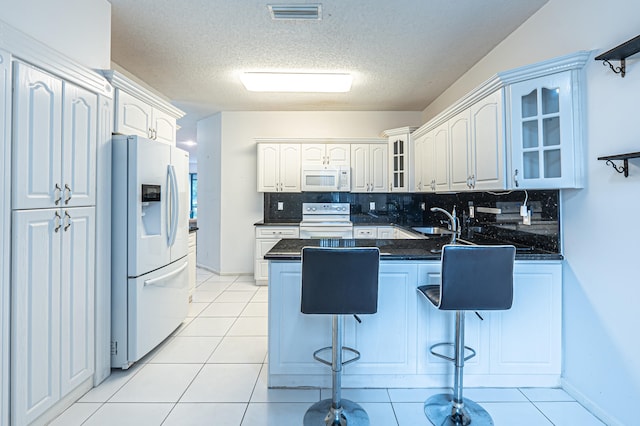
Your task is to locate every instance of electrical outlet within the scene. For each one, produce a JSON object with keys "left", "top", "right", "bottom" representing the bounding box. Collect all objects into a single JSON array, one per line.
[
  {"left": 420, "top": 202, "right": 426, "bottom": 211},
  {"left": 523, "top": 210, "right": 532, "bottom": 225},
  {"left": 369, "top": 202, "right": 376, "bottom": 210},
  {"left": 277, "top": 202, "right": 284, "bottom": 211},
  {"left": 520, "top": 205, "right": 528, "bottom": 217}
]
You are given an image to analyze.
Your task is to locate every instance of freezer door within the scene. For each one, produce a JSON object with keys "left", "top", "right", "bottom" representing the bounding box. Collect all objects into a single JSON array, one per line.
[
  {"left": 127, "top": 259, "right": 188, "bottom": 364},
  {"left": 128, "top": 137, "right": 171, "bottom": 277},
  {"left": 169, "top": 146, "right": 190, "bottom": 262}
]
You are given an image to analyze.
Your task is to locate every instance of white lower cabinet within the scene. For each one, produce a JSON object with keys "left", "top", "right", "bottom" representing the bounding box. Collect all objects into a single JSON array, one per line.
[
  {"left": 269, "top": 259, "right": 562, "bottom": 388},
  {"left": 11, "top": 207, "right": 95, "bottom": 425},
  {"left": 254, "top": 225, "right": 299, "bottom": 284}
]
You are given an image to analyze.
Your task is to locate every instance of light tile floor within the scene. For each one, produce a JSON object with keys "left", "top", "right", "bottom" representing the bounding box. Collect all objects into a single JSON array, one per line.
[{"left": 51, "top": 268, "right": 605, "bottom": 426}]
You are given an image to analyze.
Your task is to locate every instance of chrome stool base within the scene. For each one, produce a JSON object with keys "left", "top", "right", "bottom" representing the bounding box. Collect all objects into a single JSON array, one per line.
[
  {"left": 424, "top": 394, "right": 494, "bottom": 426},
  {"left": 303, "top": 399, "right": 370, "bottom": 426}
]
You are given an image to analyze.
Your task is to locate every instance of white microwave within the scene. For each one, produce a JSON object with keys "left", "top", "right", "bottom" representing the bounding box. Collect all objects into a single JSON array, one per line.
[{"left": 301, "top": 165, "right": 351, "bottom": 192}]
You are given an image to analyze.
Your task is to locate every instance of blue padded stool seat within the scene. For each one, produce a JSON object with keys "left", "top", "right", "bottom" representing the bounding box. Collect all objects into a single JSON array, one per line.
[
  {"left": 417, "top": 244, "right": 515, "bottom": 426},
  {"left": 301, "top": 247, "right": 380, "bottom": 426}
]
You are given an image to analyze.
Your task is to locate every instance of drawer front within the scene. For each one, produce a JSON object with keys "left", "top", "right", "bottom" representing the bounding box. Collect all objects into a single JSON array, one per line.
[
  {"left": 256, "top": 226, "right": 299, "bottom": 238},
  {"left": 354, "top": 227, "right": 376, "bottom": 239}
]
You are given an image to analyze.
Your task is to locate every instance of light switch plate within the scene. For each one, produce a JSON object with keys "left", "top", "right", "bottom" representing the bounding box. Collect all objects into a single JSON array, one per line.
[
  {"left": 369, "top": 202, "right": 375, "bottom": 210},
  {"left": 277, "top": 202, "right": 284, "bottom": 211}
]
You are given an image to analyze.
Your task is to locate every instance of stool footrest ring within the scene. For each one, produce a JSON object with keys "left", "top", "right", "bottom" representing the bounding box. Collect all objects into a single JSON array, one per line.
[
  {"left": 313, "top": 346, "right": 361, "bottom": 367},
  {"left": 429, "top": 342, "right": 476, "bottom": 362}
]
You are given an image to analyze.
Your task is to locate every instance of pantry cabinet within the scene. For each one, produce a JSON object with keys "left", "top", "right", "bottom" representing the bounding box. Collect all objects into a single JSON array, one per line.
[
  {"left": 257, "top": 143, "right": 301, "bottom": 192},
  {"left": 301, "top": 143, "right": 350, "bottom": 167},
  {"left": 12, "top": 62, "right": 97, "bottom": 210},
  {"left": 10, "top": 60, "right": 100, "bottom": 426},
  {"left": 11, "top": 207, "right": 95, "bottom": 425},
  {"left": 351, "top": 143, "right": 388, "bottom": 193}
]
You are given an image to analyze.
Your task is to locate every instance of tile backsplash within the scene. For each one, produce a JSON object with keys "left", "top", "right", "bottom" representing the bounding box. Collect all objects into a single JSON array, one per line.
[{"left": 263, "top": 190, "right": 560, "bottom": 253}]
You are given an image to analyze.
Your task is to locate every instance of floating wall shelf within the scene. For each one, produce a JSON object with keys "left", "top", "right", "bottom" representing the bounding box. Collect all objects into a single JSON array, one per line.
[
  {"left": 597, "top": 152, "right": 640, "bottom": 177},
  {"left": 595, "top": 34, "right": 640, "bottom": 78}
]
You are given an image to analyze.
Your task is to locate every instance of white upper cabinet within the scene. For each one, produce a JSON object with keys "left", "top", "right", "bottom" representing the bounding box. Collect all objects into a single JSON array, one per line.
[
  {"left": 509, "top": 71, "right": 580, "bottom": 189},
  {"left": 450, "top": 90, "right": 505, "bottom": 191},
  {"left": 351, "top": 143, "right": 388, "bottom": 193},
  {"left": 12, "top": 62, "right": 62, "bottom": 210},
  {"left": 12, "top": 62, "right": 97, "bottom": 210},
  {"left": 411, "top": 51, "right": 588, "bottom": 192},
  {"left": 383, "top": 127, "right": 417, "bottom": 193},
  {"left": 470, "top": 90, "right": 505, "bottom": 190},
  {"left": 301, "top": 143, "right": 350, "bottom": 167},
  {"left": 104, "top": 70, "right": 184, "bottom": 145},
  {"left": 257, "top": 143, "right": 301, "bottom": 192}
]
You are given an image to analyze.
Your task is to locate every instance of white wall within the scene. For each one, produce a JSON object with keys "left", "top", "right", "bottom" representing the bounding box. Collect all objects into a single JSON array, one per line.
[
  {"left": 0, "top": 0, "right": 111, "bottom": 69},
  {"left": 422, "top": 1, "right": 640, "bottom": 424},
  {"left": 197, "top": 111, "right": 422, "bottom": 274}
]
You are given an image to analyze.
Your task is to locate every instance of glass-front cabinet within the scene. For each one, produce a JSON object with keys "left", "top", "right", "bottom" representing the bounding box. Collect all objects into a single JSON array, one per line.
[
  {"left": 383, "top": 127, "right": 416, "bottom": 192},
  {"left": 509, "top": 71, "right": 580, "bottom": 188}
]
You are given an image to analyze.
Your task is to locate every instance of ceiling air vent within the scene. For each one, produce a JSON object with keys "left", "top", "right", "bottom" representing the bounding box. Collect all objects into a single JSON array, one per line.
[{"left": 268, "top": 4, "right": 322, "bottom": 20}]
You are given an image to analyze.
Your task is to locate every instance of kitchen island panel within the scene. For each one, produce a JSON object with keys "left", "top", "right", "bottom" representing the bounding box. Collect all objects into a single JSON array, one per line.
[{"left": 268, "top": 259, "right": 562, "bottom": 388}]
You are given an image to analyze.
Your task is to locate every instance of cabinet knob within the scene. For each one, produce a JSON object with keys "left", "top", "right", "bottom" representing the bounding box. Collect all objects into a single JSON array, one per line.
[{"left": 513, "top": 169, "right": 519, "bottom": 188}]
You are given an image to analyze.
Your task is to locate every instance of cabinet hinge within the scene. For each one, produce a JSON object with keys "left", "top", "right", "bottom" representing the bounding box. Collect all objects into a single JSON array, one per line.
[{"left": 111, "top": 341, "right": 118, "bottom": 355}]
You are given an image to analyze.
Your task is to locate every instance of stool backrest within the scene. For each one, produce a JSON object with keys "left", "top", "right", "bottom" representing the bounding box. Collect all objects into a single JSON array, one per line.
[
  {"left": 301, "top": 247, "right": 380, "bottom": 315},
  {"left": 439, "top": 244, "right": 515, "bottom": 311}
]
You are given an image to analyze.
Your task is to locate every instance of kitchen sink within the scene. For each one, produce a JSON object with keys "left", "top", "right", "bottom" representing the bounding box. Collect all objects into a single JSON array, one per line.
[{"left": 412, "top": 226, "right": 453, "bottom": 236}]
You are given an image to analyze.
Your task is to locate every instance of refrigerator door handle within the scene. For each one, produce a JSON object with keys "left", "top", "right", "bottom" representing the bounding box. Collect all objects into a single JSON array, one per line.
[
  {"left": 167, "top": 164, "right": 179, "bottom": 246},
  {"left": 143, "top": 262, "right": 188, "bottom": 286}
]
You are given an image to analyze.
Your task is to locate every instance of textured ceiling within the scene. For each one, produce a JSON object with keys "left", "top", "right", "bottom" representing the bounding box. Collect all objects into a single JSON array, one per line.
[{"left": 108, "top": 0, "right": 548, "bottom": 148}]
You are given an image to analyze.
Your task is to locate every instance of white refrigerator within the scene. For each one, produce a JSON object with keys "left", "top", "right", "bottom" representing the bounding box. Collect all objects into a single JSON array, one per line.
[{"left": 111, "top": 135, "right": 190, "bottom": 369}]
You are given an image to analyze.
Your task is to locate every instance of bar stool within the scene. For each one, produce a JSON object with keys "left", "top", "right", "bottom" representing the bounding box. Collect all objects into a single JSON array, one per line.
[
  {"left": 417, "top": 244, "right": 515, "bottom": 426},
  {"left": 301, "top": 246, "right": 380, "bottom": 426}
]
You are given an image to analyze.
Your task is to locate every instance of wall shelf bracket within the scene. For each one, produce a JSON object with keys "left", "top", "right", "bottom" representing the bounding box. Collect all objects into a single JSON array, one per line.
[
  {"left": 598, "top": 152, "right": 640, "bottom": 178},
  {"left": 595, "top": 34, "right": 640, "bottom": 78}
]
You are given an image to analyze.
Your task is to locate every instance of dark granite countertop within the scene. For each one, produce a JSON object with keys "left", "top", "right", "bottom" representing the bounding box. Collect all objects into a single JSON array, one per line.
[
  {"left": 265, "top": 237, "right": 563, "bottom": 261},
  {"left": 254, "top": 220, "right": 301, "bottom": 226}
]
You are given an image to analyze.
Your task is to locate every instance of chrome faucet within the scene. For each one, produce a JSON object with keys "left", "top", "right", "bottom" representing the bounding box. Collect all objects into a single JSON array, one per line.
[{"left": 431, "top": 206, "right": 458, "bottom": 244}]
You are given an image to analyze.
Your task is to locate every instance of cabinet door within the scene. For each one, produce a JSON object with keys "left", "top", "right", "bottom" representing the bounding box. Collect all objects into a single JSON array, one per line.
[
  {"left": 350, "top": 144, "right": 369, "bottom": 192},
  {"left": 376, "top": 226, "right": 394, "bottom": 239},
  {"left": 257, "top": 144, "right": 280, "bottom": 192},
  {"left": 152, "top": 108, "right": 177, "bottom": 145},
  {"left": 279, "top": 144, "right": 301, "bottom": 192},
  {"left": 416, "top": 264, "right": 489, "bottom": 375},
  {"left": 471, "top": 90, "right": 505, "bottom": 191},
  {"left": 345, "top": 263, "right": 417, "bottom": 374},
  {"left": 433, "top": 123, "right": 450, "bottom": 191},
  {"left": 115, "top": 90, "right": 153, "bottom": 139},
  {"left": 326, "top": 144, "right": 350, "bottom": 167},
  {"left": 300, "top": 144, "right": 325, "bottom": 166},
  {"left": 60, "top": 207, "right": 95, "bottom": 396},
  {"left": 268, "top": 262, "right": 331, "bottom": 375},
  {"left": 412, "top": 134, "right": 425, "bottom": 192},
  {"left": 510, "top": 72, "right": 574, "bottom": 189},
  {"left": 62, "top": 82, "right": 97, "bottom": 207},
  {"left": 389, "top": 135, "right": 409, "bottom": 192},
  {"left": 12, "top": 62, "right": 63, "bottom": 210},
  {"left": 449, "top": 109, "right": 472, "bottom": 191},
  {"left": 490, "top": 263, "right": 561, "bottom": 375},
  {"left": 369, "top": 144, "right": 388, "bottom": 192},
  {"left": 11, "top": 209, "right": 61, "bottom": 425}
]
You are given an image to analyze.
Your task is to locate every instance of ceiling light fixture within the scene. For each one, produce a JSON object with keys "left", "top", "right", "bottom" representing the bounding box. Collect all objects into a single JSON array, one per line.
[
  {"left": 268, "top": 4, "right": 322, "bottom": 20},
  {"left": 240, "top": 72, "right": 352, "bottom": 93}
]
